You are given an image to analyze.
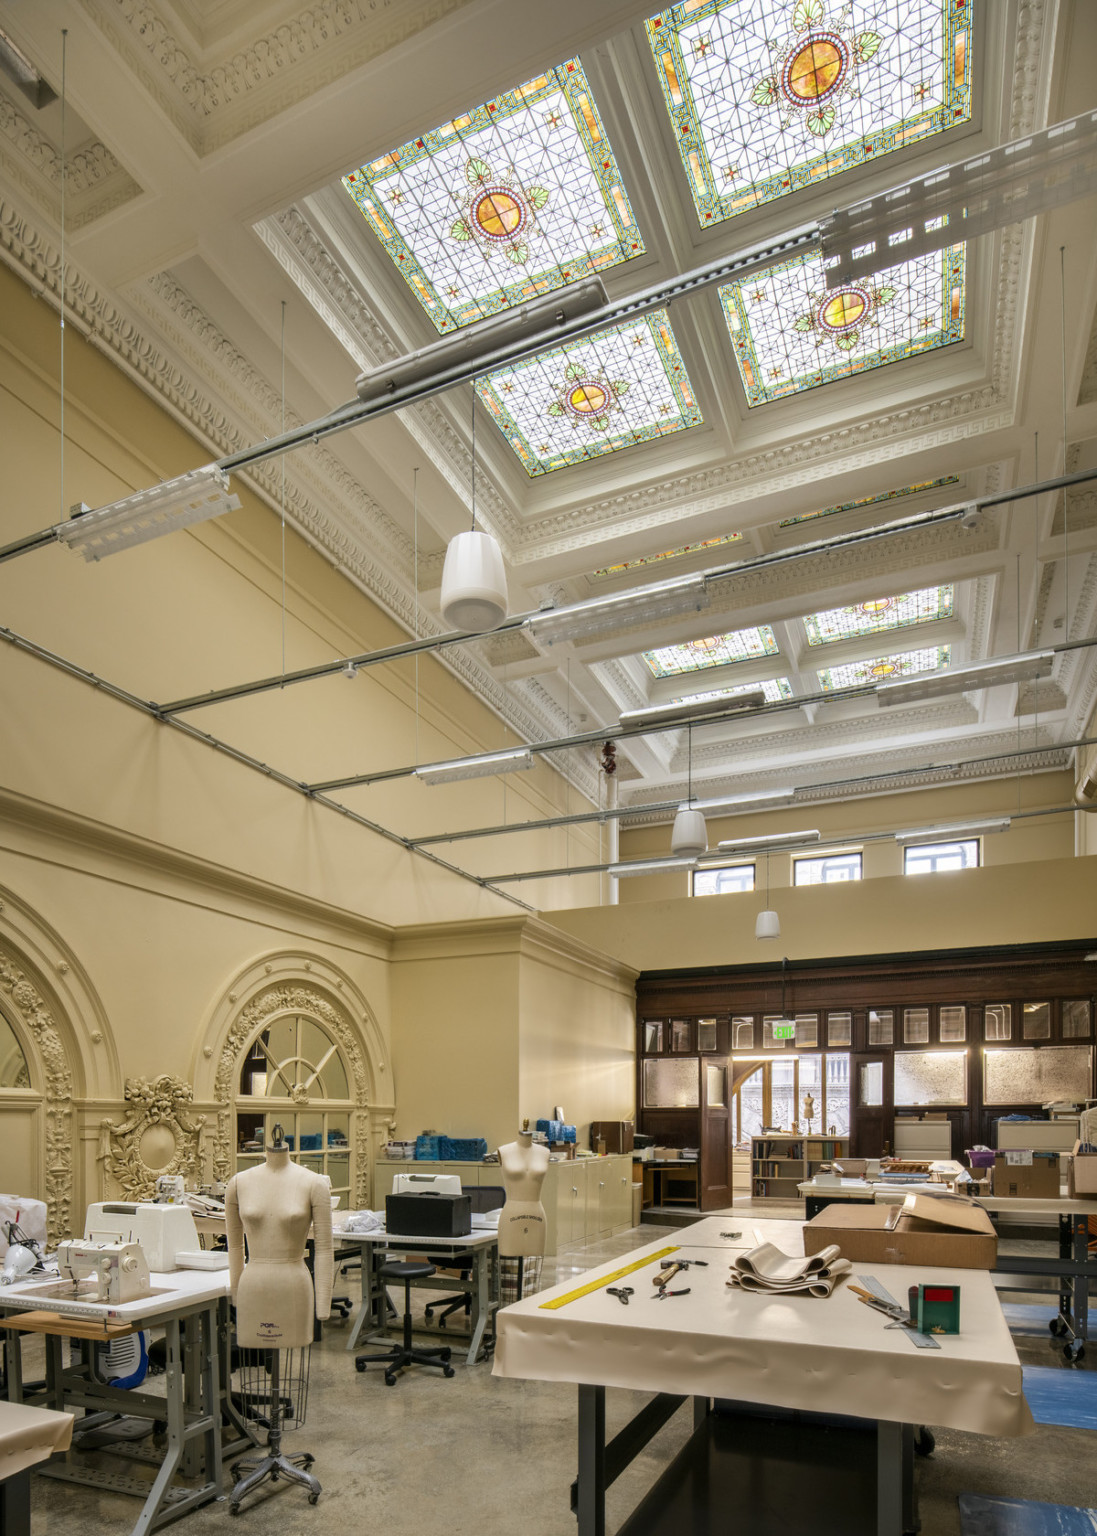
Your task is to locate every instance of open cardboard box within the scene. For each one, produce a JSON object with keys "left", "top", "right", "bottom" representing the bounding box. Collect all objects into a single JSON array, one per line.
[
  {"left": 1068, "top": 1140, "right": 1097, "bottom": 1198},
  {"left": 804, "top": 1191, "right": 997, "bottom": 1270}
]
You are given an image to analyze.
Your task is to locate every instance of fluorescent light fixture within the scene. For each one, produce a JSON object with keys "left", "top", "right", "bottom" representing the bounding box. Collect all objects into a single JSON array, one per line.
[
  {"left": 894, "top": 818, "right": 1011, "bottom": 846},
  {"left": 876, "top": 651, "right": 1054, "bottom": 707},
  {"left": 355, "top": 278, "right": 607, "bottom": 403},
  {"left": 0, "top": 27, "right": 56, "bottom": 109},
  {"left": 414, "top": 746, "right": 534, "bottom": 786},
  {"left": 528, "top": 572, "right": 709, "bottom": 646},
  {"left": 608, "top": 855, "right": 697, "bottom": 879},
  {"left": 620, "top": 688, "right": 766, "bottom": 731},
  {"left": 820, "top": 110, "right": 1097, "bottom": 287},
  {"left": 57, "top": 465, "right": 242, "bottom": 561},
  {"left": 715, "top": 829, "right": 821, "bottom": 854}
]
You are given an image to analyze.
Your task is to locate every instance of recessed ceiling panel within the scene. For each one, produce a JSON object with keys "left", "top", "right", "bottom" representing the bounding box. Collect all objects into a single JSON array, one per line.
[
  {"left": 341, "top": 59, "right": 644, "bottom": 333},
  {"left": 646, "top": 0, "right": 971, "bottom": 228},
  {"left": 779, "top": 475, "right": 959, "bottom": 526},
  {"left": 643, "top": 624, "right": 780, "bottom": 678},
  {"left": 476, "top": 309, "right": 702, "bottom": 476},
  {"left": 804, "top": 584, "right": 954, "bottom": 645},
  {"left": 817, "top": 644, "right": 951, "bottom": 689},
  {"left": 721, "top": 245, "right": 965, "bottom": 404}
]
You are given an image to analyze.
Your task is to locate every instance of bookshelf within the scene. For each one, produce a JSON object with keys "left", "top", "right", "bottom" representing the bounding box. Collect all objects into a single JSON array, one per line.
[{"left": 750, "top": 1133, "right": 850, "bottom": 1200}]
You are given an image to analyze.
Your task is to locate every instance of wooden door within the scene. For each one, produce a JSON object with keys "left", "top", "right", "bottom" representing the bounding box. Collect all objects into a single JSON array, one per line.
[
  {"left": 699, "top": 1055, "right": 733, "bottom": 1211},
  {"left": 851, "top": 1053, "right": 893, "bottom": 1158}
]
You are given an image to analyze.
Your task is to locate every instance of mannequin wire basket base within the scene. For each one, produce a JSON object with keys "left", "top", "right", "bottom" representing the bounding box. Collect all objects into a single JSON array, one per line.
[{"left": 229, "top": 1346, "right": 319, "bottom": 1512}]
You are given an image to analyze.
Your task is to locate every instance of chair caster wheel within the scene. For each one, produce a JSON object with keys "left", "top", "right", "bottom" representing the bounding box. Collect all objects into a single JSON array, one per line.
[
  {"left": 443, "top": 1366, "right": 455, "bottom": 1378},
  {"left": 1050, "top": 1318, "right": 1067, "bottom": 1337},
  {"left": 308, "top": 1493, "right": 320, "bottom": 1505},
  {"left": 385, "top": 1374, "right": 396, "bottom": 1386},
  {"left": 229, "top": 1505, "right": 240, "bottom": 1518},
  {"left": 355, "top": 1359, "right": 366, "bottom": 1372},
  {"left": 1065, "top": 1340, "right": 1085, "bottom": 1362},
  {"left": 439, "top": 1318, "right": 447, "bottom": 1329},
  {"left": 302, "top": 1455, "right": 314, "bottom": 1468}
]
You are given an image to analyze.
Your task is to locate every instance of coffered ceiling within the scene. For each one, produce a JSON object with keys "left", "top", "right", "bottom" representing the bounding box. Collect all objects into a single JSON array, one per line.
[{"left": 1, "top": 0, "right": 1096, "bottom": 877}]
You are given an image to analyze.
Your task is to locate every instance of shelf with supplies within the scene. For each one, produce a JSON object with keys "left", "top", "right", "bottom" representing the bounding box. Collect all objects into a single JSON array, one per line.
[{"left": 750, "top": 1134, "right": 850, "bottom": 1201}]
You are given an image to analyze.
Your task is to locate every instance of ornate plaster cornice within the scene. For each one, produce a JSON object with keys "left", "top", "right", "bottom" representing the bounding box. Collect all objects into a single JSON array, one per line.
[
  {"left": 78, "top": 0, "right": 473, "bottom": 156},
  {"left": 0, "top": 81, "right": 139, "bottom": 229}
]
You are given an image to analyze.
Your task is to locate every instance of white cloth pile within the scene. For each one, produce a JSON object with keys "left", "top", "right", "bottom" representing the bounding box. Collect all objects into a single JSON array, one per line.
[{"left": 726, "top": 1242, "right": 851, "bottom": 1299}]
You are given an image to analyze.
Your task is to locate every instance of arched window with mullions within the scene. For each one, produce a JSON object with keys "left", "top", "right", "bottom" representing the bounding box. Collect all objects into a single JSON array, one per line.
[{"left": 234, "top": 1013, "right": 354, "bottom": 1205}]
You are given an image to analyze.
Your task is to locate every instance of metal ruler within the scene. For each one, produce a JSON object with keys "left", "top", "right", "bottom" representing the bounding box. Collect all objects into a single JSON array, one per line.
[
  {"left": 539, "top": 1247, "right": 681, "bottom": 1310},
  {"left": 856, "top": 1274, "right": 940, "bottom": 1349}
]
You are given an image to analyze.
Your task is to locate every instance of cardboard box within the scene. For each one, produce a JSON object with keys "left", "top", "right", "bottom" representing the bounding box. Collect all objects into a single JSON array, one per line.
[
  {"left": 991, "top": 1151, "right": 1060, "bottom": 1198},
  {"left": 804, "top": 1197, "right": 997, "bottom": 1271},
  {"left": 1068, "top": 1140, "right": 1097, "bottom": 1198}
]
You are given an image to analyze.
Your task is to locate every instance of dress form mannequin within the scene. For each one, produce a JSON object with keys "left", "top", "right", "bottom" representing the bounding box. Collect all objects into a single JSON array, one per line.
[
  {"left": 224, "top": 1125, "right": 333, "bottom": 1511},
  {"left": 497, "top": 1121, "right": 550, "bottom": 1260},
  {"left": 226, "top": 1136, "right": 334, "bottom": 1346}
]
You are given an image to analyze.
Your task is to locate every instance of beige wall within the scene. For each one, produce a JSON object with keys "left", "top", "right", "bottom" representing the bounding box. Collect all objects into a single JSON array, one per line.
[
  {"left": 391, "top": 918, "right": 637, "bottom": 1154},
  {"left": 545, "top": 854, "right": 1097, "bottom": 973},
  {"left": 612, "top": 774, "right": 1077, "bottom": 905}
]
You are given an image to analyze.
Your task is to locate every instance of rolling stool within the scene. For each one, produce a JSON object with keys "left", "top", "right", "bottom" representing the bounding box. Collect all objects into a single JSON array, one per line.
[{"left": 355, "top": 1260, "right": 455, "bottom": 1385}]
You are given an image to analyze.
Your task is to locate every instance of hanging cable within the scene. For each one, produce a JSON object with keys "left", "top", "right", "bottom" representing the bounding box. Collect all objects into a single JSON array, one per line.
[
  {"left": 413, "top": 465, "right": 420, "bottom": 766},
  {"left": 470, "top": 388, "right": 477, "bottom": 532},
  {"left": 1059, "top": 246, "right": 1071, "bottom": 635},
  {"left": 280, "top": 299, "right": 287, "bottom": 680}
]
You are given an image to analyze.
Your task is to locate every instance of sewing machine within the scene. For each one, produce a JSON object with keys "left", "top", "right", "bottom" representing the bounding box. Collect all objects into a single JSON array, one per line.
[
  {"left": 84, "top": 1201, "right": 200, "bottom": 1272},
  {"left": 56, "top": 1239, "right": 152, "bottom": 1303}
]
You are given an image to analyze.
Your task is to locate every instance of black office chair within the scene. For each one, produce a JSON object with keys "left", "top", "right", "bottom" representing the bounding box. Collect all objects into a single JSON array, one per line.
[
  {"left": 424, "top": 1185, "right": 505, "bottom": 1329},
  {"left": 354, "top": 1260, "right": 454, "bottom": 1386}
]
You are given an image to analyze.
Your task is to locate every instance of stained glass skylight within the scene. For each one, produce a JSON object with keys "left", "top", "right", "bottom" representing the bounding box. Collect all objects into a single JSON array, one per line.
[
  {"left": 476, "top": 310, "right": 702, "bottom": 477},
  {"left": 722, "top": 246, "right": 965, "bottom": 405},
  {"left": 592, "top": 531, "right": 742, "bottom": 580},
  {"left": 673, "top": 678, "right": 794, "bottom": 705},
  {"left": 643, "top": 625, "right": 780, "bottom": 678},
  {"left": 779, "top": 476, "right": 959, "bottom": 527},
  {"left": 816, "top": 645, "right": 951, "bottom": 690},
  {"left": 646, "top": 0, "right": 971, "bottom": 228},
  {"left": 342, "top": 60, "right": 643, "bottom": 333},
  {"left": 803, "top": 585, "right": 953, "bottom": 646}
]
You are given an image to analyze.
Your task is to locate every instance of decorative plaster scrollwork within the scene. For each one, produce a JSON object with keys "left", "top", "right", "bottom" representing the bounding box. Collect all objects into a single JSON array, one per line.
[
  {"left": 98, "top": 1074, "right": 205, "bottom": 1201},
  {"left": 0, "top": 953, "right": 73, "bottom": 1245},
  {"left": 212, "top": 985, "right": 372, "bottom": 1209}
]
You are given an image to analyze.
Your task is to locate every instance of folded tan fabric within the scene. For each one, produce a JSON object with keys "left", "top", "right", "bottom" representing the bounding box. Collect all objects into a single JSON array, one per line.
[{"left": 727, "top": 1241, "right": 852, "bottom": 1298}]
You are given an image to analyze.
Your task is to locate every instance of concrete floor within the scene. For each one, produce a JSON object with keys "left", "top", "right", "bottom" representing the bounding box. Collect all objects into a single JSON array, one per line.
[{"left": 19, "top": 1208, "right": 1097, "bottom": 1535}]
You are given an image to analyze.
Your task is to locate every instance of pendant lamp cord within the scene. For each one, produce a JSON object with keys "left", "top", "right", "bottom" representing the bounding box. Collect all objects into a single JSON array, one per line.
[
  {"left": 470, "top": 388, "right": 477, "bottom": 533},
  {"left": 687, "top": 722, "right": 693, "bottom": 804}
]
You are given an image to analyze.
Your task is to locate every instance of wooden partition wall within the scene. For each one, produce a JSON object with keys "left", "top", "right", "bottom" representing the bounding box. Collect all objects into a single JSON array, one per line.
[{"left": 636, "top": 940, "right": 1097, "bottom": 1163}]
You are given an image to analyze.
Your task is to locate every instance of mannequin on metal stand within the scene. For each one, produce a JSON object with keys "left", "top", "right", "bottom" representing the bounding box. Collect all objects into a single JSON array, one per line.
[
  {"left": 497, "top": 1119, "right": 549, "bottom": 1301},
  {"left": 225, "top": 1121, "right": 333, "bottom": 1511}
]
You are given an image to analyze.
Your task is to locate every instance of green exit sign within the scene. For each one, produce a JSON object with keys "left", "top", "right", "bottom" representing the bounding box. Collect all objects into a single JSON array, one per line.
[{"left": 772, "top": 1023, "right": 795, "bottom": 1041}]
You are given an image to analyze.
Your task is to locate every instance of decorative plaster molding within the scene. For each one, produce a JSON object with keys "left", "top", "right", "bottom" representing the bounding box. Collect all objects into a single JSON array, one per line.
[
  {"left": 0, "top": 950, "right": 74, "bottom": 1245},
  {"left": 97, "top": 1074, "right": 205, "bottom": 1200},
  {"left": 0, "top": 82, "right": 139, "bottom": 229},
  {"left": 211, "top": 983, "right": 373, "bottom": 1207},
  {"left": 1080, "top": 307, "right": 1097, "bottom": 406},
  {"left": 79, "top": 0, "right": 472, "bottom": 155}
]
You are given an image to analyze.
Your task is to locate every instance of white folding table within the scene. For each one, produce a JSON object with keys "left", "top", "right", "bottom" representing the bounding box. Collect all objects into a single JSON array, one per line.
[
  {"left": 0, "top": 1270, "right": 243, "bottom": 1535},
  {"left": 494, "top": 1228, "right": 1031, "bottom": 1536},
  {"left": 336, "top": 1227, "right": 499, "bottom": 1364}
]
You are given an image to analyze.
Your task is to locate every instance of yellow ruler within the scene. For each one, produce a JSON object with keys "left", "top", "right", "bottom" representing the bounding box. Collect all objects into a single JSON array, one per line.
[{"left": 538, "top": 1246, "right": 681, "bottom": 1310}]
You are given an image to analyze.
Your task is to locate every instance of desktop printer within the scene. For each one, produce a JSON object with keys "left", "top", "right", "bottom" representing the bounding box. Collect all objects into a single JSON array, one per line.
[{"left": 84, "top": 1201, "right": 200, "bottom": 1272}]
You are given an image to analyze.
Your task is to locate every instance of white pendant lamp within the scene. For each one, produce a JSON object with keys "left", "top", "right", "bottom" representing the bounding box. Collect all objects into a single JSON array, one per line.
[
  {"left": 755, "top": 850, "right": 779, "bottom": 940},
  {"left": 755, "top": 908, "right": 781, "bottom": 941},
  {"left": 440, "top": 391, "right": 508, "bottom": 633},
  {"left": 670, "top": 724, "right": 707, "bottom": 856}
]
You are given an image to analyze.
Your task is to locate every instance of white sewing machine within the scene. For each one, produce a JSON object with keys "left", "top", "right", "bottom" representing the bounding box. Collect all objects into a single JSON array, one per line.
[
  {"left": 84, "top": 1201, "right": 200, "bottom": 1272},
  {"left": 56, "top": 1239, "right": 151, "bottom": 1303}
]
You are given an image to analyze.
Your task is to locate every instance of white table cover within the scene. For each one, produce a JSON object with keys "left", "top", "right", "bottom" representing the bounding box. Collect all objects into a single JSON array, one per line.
[
  {"left": 494, "top": 1230, "right": 1033, "bottom": 1439},
  {"left": 0, "top": 1401, "right": 74, "bottom": 1481}
]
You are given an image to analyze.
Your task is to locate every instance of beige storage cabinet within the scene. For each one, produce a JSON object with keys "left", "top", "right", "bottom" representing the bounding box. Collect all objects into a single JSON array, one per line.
[{"left": 376, "top": 1155, "right": 634, "bottom": 1253}]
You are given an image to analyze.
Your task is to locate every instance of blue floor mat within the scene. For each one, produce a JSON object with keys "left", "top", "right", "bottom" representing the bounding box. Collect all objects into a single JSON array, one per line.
[
  {"left": 1002, "top": 1304, "right": 1061, "bottom": 1336},
  {"left": 1022, "top": 1366, "right": 1097, "bottom": 1430},
  {"left": 959, "top": 1494, "right": 1097, "bottom": 1535}
]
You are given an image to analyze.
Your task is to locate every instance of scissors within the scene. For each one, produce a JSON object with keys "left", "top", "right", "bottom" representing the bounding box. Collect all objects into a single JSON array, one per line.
[{"left": 606, "top": 1285, "right": 634, "bottom": 1305}]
